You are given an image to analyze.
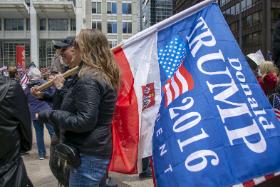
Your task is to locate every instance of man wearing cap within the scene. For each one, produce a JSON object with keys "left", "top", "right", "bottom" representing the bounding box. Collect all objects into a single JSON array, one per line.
[{"left": 31, "top": 35, "right": 81, "bottom": 186}]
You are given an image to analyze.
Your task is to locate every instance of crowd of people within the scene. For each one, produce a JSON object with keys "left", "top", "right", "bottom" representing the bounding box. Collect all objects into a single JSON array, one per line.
[{"left": 0, "top": 29, "right": 120, "bottom": 187}]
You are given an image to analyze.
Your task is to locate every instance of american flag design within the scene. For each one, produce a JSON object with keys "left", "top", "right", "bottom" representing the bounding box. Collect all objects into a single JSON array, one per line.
[
  {"left": 158, "top": 37, "right": 194, "bottom": 107},
  {"left": 233, "top": 172, "right": 280, "bottom": 187},
  {"left": 20, "top": 72, "right": 29, "bottom": 89},
  {"left": 271, "top": 94, "right": 280, "bottom": 120},
  {"left": 163, "top": 64, "right": 194, "bottom": 107}
]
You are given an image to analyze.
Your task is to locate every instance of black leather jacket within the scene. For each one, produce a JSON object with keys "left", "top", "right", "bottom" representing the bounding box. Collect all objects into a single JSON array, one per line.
[
  {"left": 0, "top": 76, "right": 33, "bottom": 186},
  {"left": 40, "top": 74, "right": 117, "bottom": 158}
]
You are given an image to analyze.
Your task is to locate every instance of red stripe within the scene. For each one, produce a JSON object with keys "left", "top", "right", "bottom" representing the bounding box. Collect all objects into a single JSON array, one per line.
[
  {"left": 243, "top": 180, "right": 255, "bottom": 187},
  {"left": 108, "top": 47, "right": 139, "bottom": 174},
  {"left": 169, "top": 80, "right": 176, "bottom": 104},
  {"left": 174, "top": 72, "right": 183, "bottom": 94},
  {"left": 179, "top": 65, "right": 194, "bottom": 90},
  {"left": 163, "top": 83, "right": 170, "bottom": 107}
]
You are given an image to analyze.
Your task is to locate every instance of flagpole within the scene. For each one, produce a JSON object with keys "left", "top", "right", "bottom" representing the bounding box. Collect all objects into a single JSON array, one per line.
[{"left": 122, "top": 0, "right": 216, "bottom": 49}]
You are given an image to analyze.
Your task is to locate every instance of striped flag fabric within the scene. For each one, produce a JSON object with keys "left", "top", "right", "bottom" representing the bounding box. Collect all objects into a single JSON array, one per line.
[
  {"left": 271, "top": 94, "right": 280, "bottom": 120},
  {"left": 163, "top": 64, "right": 194, "bottom": 107},
  {"left": 233, "top": 172, "right": 280, "bottom": 187},
  {"left": 19, "top": 71, "right": 29, "bottom": 89}
]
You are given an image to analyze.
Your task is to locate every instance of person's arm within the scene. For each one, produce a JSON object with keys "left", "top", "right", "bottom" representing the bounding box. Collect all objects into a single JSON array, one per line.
[
  {"left": 39, "top": 79, "right": 102, "bottom": 133},
  {"left": 12, "top": 81, "right": 32, "bottom": 153}
]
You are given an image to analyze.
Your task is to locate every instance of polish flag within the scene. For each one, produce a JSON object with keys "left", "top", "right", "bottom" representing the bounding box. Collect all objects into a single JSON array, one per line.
[{"left": 109, "top": 31, "right": 162, "bottom": 174}]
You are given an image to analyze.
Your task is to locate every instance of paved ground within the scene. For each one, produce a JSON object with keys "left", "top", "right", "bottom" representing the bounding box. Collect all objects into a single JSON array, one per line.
[{"left": 22, "top": 128, "right": 153, "bottom": 187}]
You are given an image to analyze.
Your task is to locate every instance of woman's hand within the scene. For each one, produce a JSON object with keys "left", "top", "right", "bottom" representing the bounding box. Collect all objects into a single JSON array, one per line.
[
  {"left": 31, "top": 86, "right": 43, "bottom": 99},
  {"left": 53, "top": 73, "right": 65, "bottom": 89}
]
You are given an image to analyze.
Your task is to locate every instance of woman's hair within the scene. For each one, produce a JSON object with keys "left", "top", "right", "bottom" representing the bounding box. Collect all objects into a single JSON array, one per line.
[
  {"left": 258, "top": 61, "right": 278, "bottom": 76},
  {"left": 76, "top": 29, "right": 120, "bottom": 90}
]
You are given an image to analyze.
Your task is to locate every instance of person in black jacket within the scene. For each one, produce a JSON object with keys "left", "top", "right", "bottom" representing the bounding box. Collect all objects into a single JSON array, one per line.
[
  {"left": 31, "top": 36, "right": 80, "bottom": 186},
  {"left": 0, "top": 75, "right": 33, "bottom": 187},
  {"left": 272, "top": 18, "right": 280, "bottom": 68},
  {"left": 38, "top": 29, "right": 120, "bottom": 187}
]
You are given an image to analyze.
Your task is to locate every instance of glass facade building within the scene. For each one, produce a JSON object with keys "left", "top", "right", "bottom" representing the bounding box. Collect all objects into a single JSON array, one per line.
[
  {"left": 173, "top": 0, "right": 280, "bottom": 59},
  {"left": 141, "top": 0, "right": 173, "bottom": 30}
]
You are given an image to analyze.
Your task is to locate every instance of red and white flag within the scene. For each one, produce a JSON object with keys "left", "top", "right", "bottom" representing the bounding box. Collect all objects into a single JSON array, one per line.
[{"left": 109, "top": 31, "right": 161, "bottom": 173}]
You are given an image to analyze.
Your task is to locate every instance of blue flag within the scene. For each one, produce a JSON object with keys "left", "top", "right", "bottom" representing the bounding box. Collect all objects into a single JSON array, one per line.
[{"left": 153, "top": 1, "right": 280, "bottom": 187}]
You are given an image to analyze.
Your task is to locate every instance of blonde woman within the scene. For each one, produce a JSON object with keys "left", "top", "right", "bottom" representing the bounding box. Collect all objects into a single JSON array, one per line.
[
  {"left": 38, "top": 29, "right": 120, "bottom": 187},
  {"left": 257, "top": 61, "right": 279, "bottom": 96}
]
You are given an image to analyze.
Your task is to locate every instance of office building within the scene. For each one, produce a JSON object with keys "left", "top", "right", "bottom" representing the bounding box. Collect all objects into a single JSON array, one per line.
[
  {"left": 0, "top": 0, "right": 139, "bottom": 68},
  {"left": 173, "top": 0, "right": 280, "bottom": 58},
  {"left": 140, "top": 0, "right": 173, "bottom": 30}
]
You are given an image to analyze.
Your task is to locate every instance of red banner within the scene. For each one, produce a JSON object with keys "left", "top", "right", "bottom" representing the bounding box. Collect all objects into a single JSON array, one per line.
[{"left": 16, "top": 45, "right": 26, "bottom": 70}]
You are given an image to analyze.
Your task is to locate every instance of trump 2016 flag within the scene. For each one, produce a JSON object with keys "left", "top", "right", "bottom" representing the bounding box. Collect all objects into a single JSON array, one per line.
[{"left": 109, "top": 0, "right": 280, "bottom": 186}]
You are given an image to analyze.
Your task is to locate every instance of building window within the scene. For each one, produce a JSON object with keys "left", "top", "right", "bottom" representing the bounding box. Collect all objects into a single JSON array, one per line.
[
  {"left": 247, "top": 0, "right": 252, "bottom": 9},
  {"left": 70, "top": 19, "right": 76, "bottom": 31},
  {"left": 122, "top": 22, "right": 132, "bottom": 33},
  {"left": 4, "top": 19, "right": 24, "bottom": 31},
  {"left": 107, "top": 22, "right": 117, "bottom": 33},
  {"left": 272, "top": 8, "right": 280, "bottom": 21},
  {"left": 107, "top": 2, "right": 117, "bottom": 14},
  {"left": 252, "top": 12, "right": 260, "bottom": 25},
  {"left": 245, "top": 15, "right": 253, "bottom": 28},
  {"left": 109, "top": 40, "right": 118, "bottom": 48},
  {"left": 230, "top": 6, "right": 235, "bottom": 15},
  {"left": 241, "top": 0, "right": 246, "bottom": 11},
  {"left": 235, "top": 3, "right": 240, "bottom": 14},
  {"left": 26, "top": 19, "right": 30, "bottom": 31},
  {"left": 92, "top": 21, "right": 102, "bottom": 31},
  {"left": 122, "top": 3, "right": 132, "bottom": 14},
  {"left": 49, "top": 19, "right": 68, "bottom": 31},
  {"left": 92, "top": 2, "right": 101, "bottom": 14},
  {"left": 40, "top": 18, "right": 46, "bottom": 31}
]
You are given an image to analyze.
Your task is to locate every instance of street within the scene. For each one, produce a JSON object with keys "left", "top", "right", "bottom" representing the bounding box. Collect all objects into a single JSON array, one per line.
[{"left": 22, "top": 129, "right": 153, "bottom": 187}]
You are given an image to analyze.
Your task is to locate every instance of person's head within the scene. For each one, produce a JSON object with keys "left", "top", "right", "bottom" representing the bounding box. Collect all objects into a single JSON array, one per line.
[
  {"left": 258, "top": 61, "right": 278, "bottom": 76},
  {"left": 53, "top": 36, "right": 78, "bottom": 68},
  {"left": 74, "top": 29, "right": 120, "bottom": 89},
  {"left": 8, "top": 66, "right": 18, "bottom": 79},
  {"left": 27, "top": 67, "right": 42, "bottom": 80}
]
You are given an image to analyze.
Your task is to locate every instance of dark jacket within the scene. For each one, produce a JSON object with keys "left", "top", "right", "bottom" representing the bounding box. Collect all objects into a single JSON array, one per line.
[
  {"left": 0, "top": 76, "right": 33, "bottom": 187},
  {"left": 40, "top": 73, "right": 117, "bottom": 158},
  {"left": 272, "top": 21, "right": 280, "bottom": 68},
  {"left": 24, "top": 80, "right": 53, "bottom": 120}
]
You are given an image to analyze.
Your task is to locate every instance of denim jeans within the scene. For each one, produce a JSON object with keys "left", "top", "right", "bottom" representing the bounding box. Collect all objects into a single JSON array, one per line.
[
  {"left": 69, "top": 155, "right": 110, "bottom": 187},
  {"left": 33, "top": 120, "right": 55, "bottom": 157}
]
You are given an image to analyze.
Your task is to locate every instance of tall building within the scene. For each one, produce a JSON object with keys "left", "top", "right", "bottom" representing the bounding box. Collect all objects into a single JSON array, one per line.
[
  {"left": 90, "top": 0, "right": 139, "bottom": 48},
  {"left": 173, "top": 0, "right": 280, "bottom": 58},
  {"left": 219, "top": 0, "right": 280, "bottom": 58},
  {"left": 140, "top": 0, "right": 173, "bottom": 30},
  {"left": 173, "top": 0, "right": 201, "bottom": 14},
  {"left": 0, "top": 0, "right": 139, "bottom": 68}
]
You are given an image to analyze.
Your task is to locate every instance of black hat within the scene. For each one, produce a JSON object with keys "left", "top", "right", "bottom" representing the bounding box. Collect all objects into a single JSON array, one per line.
[{"left": 53, "top": 36, "right": 75, "bottom": 49}]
